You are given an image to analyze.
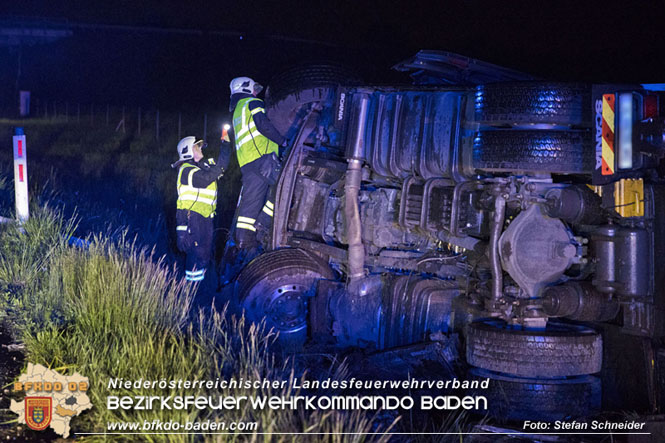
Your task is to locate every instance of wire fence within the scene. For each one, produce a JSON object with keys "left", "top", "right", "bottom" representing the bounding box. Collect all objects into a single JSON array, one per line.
[{"left": 0, "top": 98, "right": 231, "bottom": 143}]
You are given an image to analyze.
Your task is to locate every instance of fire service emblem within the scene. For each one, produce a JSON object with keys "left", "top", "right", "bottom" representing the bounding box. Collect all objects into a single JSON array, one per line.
[{"left": 25, "top": 397, "right": 52, "bottom": 431}]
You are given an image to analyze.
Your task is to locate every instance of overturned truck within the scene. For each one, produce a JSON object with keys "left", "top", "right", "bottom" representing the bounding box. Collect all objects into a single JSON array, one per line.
[{"left": 233, "top": 52, "right": 665, "bottom": 420}]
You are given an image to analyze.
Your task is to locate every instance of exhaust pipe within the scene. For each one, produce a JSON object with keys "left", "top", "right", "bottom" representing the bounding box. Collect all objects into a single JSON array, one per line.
[
  {"left": 489, "top": 195, "right": 506, "bottom": 302},
  {"left": 345, "top": 94, "right": 370, "bottom": 289}
]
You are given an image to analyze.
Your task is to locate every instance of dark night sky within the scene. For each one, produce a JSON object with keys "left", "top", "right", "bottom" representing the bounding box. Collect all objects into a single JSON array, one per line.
[{"left": 2, "top": 1, "right": 665, "bottom": 109}]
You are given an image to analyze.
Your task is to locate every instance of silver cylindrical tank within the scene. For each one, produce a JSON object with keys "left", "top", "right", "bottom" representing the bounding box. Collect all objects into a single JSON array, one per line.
[{"left": 591, "top": 224, "right": 650, "bottom": 297}]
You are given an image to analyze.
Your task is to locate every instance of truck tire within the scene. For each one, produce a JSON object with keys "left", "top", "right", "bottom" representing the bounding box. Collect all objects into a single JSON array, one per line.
[
  {"left": 466, "top": 319, "right": 602, "bottom": 378},
  {"left": 236, "top": 248, "right": 334, "bottom": 348},
  {"left": 468, "top": 368, "right": 601, "bottom": 422},
  {"left": 472, "top": 130, "right": 594, "bottom": 174},
  {"left": 474, "top": 82, "right": 590, "bottom": 126},
  {"left": 266, "top": 64, "right": 360, "bottom": 134}
]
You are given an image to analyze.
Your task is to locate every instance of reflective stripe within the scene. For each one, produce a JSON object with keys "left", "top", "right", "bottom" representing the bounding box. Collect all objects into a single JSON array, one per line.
[
  {"left": 262, "top": 206, "right": 274, "bottom": 217},
  {"left": 265, "top": 200, "right": 274, "bottom": 210},
  {"left": 178, "top": 195, "right": 217, "bottom": 205},
  {"left": 237, "top": 216, "right": 256, "bottom": 224},
  {"left": 176, "top": 226, "right": 188, "bottom": 231},
  {"left": 177, "top": 162, "right": 218, "bottom": 218},
  {"left": 236, "top": 222, "right": 257, "bottom": 232},
  {"left": 236, "top": 120, "right": 256, "bottom": 139},
  {"left": 186, "top": 269, "right": 205, "bottom": 276},
  {"left": 237, "top": 129, "right": 264, "bottom": 148},
  {"left": 233, "top": 97, "right": 279, "bottom": 167},
  {"left": 179, "top": 185, "right": 217, "bottom": 197},
  {"left": 186, "top": 269, "right": 206, "bottom": 282}
]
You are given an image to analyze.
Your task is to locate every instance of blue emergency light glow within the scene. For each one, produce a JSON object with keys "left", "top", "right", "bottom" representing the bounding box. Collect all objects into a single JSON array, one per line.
[
  {"left": 618, "top": 92, "right": 633, "bottom": 170},
  {"left": 641, "top": 83, "right": 665, "bottom": 91}
]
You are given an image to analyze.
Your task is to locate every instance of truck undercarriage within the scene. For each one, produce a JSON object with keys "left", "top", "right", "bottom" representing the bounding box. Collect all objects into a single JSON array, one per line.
[{"left": 229, "top": 54, "right": 665, "bottom": 421}]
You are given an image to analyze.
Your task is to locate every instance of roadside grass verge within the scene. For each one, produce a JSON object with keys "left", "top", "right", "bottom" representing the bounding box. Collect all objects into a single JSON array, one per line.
[
  {"left": 0, "top": 117, "right": 241, "bottom": 215},
  {"left": 0, "top": 202, "right": 394, "bottom": 442},
  {"left": 0, "top": 117, "right": 240, "bottom": 259}
]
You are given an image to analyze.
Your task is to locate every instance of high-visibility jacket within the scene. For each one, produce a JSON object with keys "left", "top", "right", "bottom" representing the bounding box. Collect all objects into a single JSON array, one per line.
[
  {"left": 176, "top": 162, "right": 218, "bottom": 218},
  {"left": 233, "top": 97, "right": 279, "bottom": 168}
]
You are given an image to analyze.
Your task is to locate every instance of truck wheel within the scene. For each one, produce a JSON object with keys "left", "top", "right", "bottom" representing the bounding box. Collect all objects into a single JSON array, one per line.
[
  {"left": 474, "top": 82, "right": 590, "bottom": 126},
  {"left": 472, "top": 130, "right": 594, "bottom": 174},
  {"left": 236, "top": 248, "right": 334, "bottom": 348},
  {"left": 468, "top": 368, "right": 601, "bottom": 422},
  {"left": 265, "top": 64, "right": 360, "bottom": 134},
  {"left": 466, "top": 319, "right": 602, "bottom": 378}
]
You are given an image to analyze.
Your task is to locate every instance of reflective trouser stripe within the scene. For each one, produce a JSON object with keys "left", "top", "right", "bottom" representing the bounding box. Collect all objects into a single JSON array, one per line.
[
  {"left": 185, "top": 269, "right": 206, "bottom": 282},
  {"left": 262, "top": 206, "right": 274, "bottom": 217},
  {"left": 236, "top": 222, "right": 256, "bottom": 231},
  {"left": 236, "top": 216, "right": 257, "bottom": 231},
  {"left": 265, "top": 201, "right": 274, "bottom": 209},
  {"left": 176, "top": 226, "right": 188, "bottom": 231}
]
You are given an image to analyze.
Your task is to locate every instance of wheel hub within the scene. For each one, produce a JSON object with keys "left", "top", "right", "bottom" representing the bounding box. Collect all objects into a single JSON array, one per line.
[{"left": 264, "top": 284, "right": 308, "bottom": 332}]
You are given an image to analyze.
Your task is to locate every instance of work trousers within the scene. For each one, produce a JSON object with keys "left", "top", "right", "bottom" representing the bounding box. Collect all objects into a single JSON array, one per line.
[
  {"left": 234, "top": 155, "right": 276, "bottom": 248},
  {"left": 176, "top": 211, "right": 213, "bottom": 282}
]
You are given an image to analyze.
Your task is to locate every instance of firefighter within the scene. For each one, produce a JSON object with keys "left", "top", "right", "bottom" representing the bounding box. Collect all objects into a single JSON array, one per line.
[
  {"left": 229, "top": 76, "right": 288, "bottom": 253},
  {"left": 172, "top": 135, "right": 230, "bottom": 288}
]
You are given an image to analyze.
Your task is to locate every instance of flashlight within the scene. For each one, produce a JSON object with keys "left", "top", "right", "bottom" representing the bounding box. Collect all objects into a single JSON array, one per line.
[{"left": 222, "top": 123, "right": 230, "bottom": 141}]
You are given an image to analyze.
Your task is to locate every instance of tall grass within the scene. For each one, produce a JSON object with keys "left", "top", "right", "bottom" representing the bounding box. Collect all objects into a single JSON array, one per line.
[
  {"left": 0, "top": 117, "right": 240, "bottom": 259},
  {"left": 0, "top": 203, "right": 394, "bottom": 442}
]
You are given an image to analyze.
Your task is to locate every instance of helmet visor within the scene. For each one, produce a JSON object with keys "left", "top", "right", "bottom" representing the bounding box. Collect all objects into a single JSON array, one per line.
[{"left": 253, "top": 82, "right": 264, "bottom": 95}]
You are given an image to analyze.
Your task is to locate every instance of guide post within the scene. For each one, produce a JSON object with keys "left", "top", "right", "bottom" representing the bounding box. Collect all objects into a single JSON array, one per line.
[{"left": 13, "top": 127, "right": 29, "bottom": 223}]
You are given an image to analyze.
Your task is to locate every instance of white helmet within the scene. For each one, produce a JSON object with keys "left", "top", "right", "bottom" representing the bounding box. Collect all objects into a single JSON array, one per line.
[
  {"left": 176, "top": 136, "right": 205, "bottom": 161},
  {"left": 229, "top": 76, "right": 263, "bottom": 95}
]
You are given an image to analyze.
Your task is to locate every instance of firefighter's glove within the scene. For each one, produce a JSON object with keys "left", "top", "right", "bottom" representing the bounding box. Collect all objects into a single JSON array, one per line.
[{"left": 278, "top": 138, "right": 290, "bottom": 161}]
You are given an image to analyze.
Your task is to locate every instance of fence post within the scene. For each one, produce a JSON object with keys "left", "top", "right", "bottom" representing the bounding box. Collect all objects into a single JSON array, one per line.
[
  {"left": 203, "top": 113, "right": 207, "bottom": 141},
  {"left": 155, "top": 110, "right": 160, "bottom": 141},
  {"left": 138, "top": 107, "right": 141, "bottom": 136},
  {"left": 178, "top": 113, "right": 181, "bottom": 140}
]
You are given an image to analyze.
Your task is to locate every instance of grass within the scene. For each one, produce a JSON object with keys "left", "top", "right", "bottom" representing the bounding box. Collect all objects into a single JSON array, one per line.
[
  {"left": 0, "top": 201, "right": 397, "bottom": 442},
  {"left": 0, "top": 115, "right": 241, "bottom": 258},
  {"left": 0, "top": 118, "right": 475, "bottom": 442},
  {"left": 0, "top": 114, "right": 241, "bottom": 214}
]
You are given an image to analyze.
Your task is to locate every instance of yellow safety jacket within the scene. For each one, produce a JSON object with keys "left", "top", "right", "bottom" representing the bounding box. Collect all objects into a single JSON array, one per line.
[
  {"left": 232, "top": 97, "right": 279, "bottom": 168},
  {"left": 176, "top": 162, "right": 218, "bottom": 218}
]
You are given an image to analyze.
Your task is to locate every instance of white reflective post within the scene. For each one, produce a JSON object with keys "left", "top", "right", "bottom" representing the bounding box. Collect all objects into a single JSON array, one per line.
[{"left": 13, "top": 127, "right": 29, "bottom": 223}]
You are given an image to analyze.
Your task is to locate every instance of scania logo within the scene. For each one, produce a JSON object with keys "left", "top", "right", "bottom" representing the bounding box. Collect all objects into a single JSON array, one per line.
[
  {"left": 338, "top": 93, "right": 346, "bottom": 121},
  {"left": 594, "top": 99, "right": 603, "bottom": 170}
]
